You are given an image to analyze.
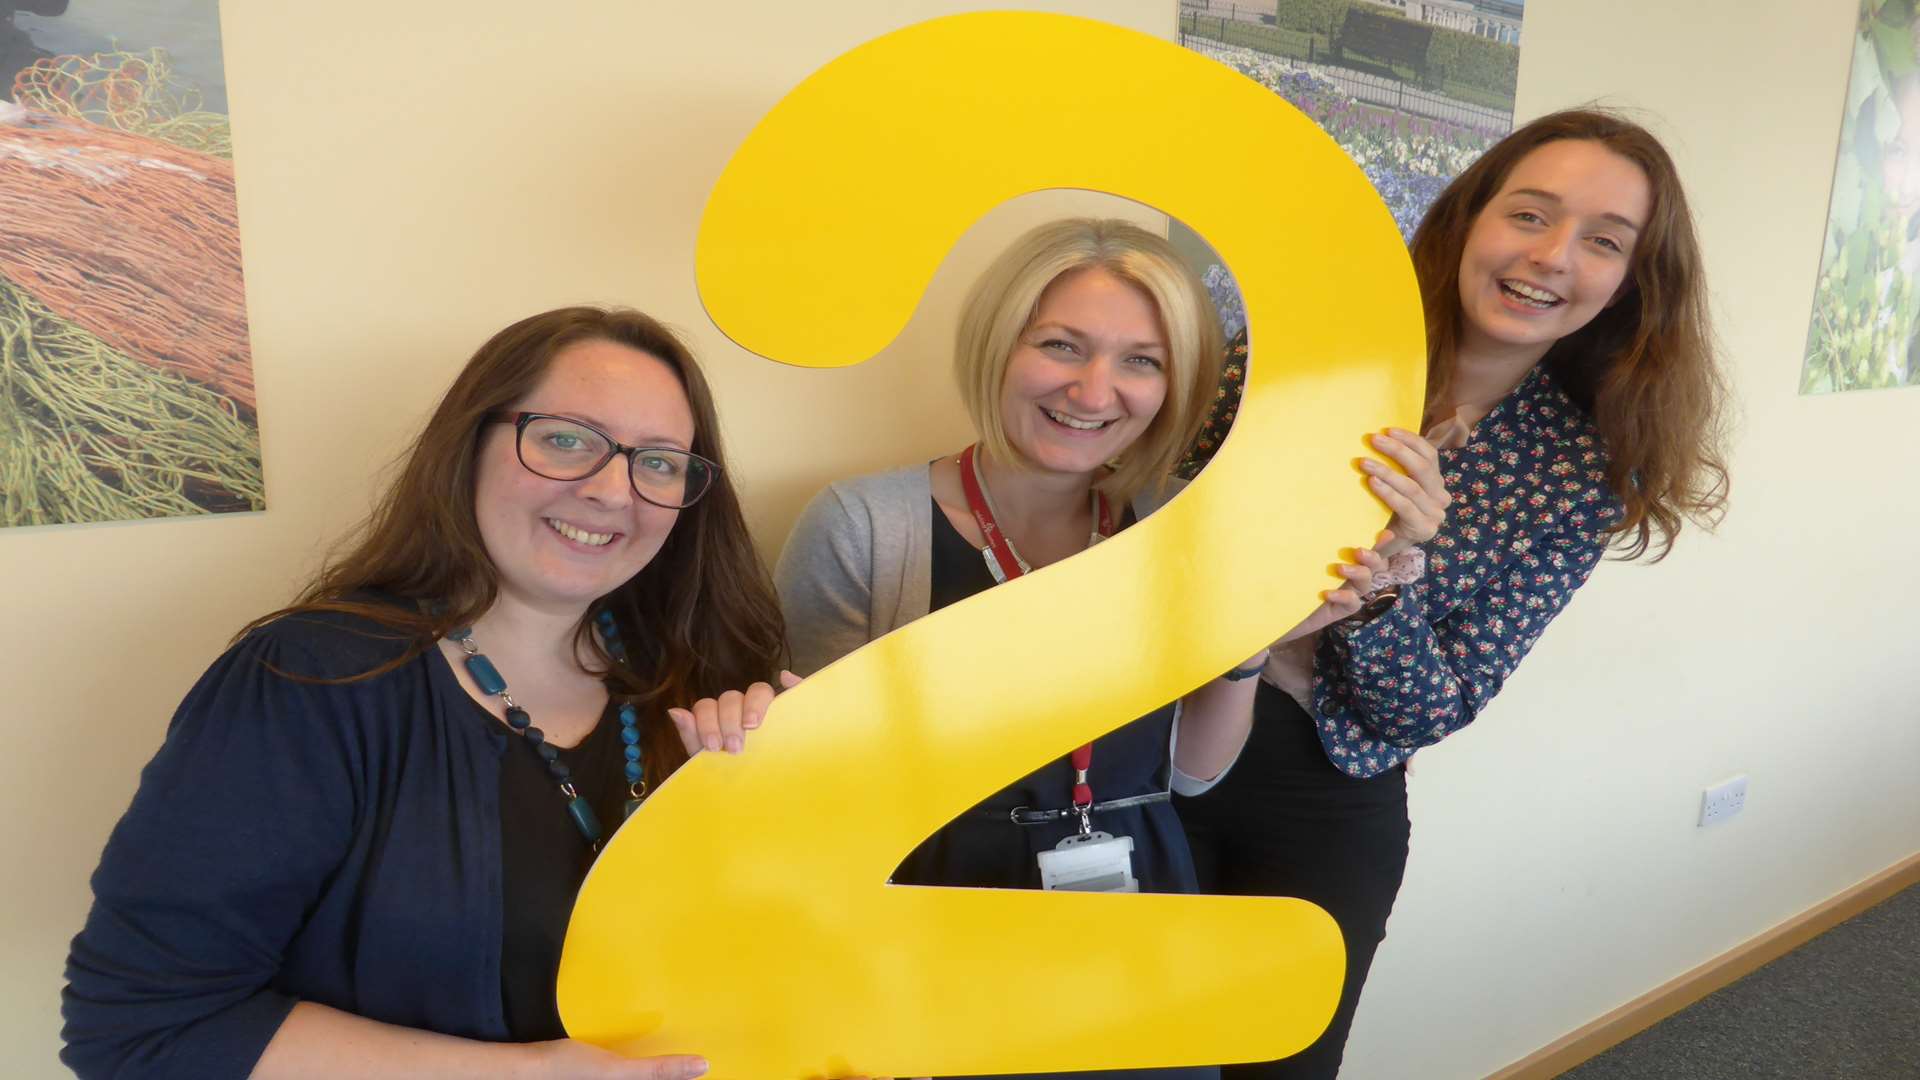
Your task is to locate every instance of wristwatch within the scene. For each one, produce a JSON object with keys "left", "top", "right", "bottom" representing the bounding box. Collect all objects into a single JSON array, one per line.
[{"left": 1343, "top": 585, "right": 1402, "bottom": 626}]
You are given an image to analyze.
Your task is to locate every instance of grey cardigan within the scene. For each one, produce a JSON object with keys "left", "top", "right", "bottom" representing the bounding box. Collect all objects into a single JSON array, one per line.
[
  {"left": 773, "top": 464, "right": 1226, "bottom": 793},
  {"left": 774, "top": 463, "right": 1183, "bottom": 675}
]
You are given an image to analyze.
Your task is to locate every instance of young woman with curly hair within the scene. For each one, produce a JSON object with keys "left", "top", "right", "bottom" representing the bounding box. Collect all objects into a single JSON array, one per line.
[{"left": 1179, "top": 109, "right": 1731, "bottom": 1079}]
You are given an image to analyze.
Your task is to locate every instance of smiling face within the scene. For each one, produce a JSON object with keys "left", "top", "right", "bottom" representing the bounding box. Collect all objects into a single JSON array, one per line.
[
  {"left": 472, "top": 337, "right": 696, "bottom": 619},
  {"left": 997, "top": 266, "right": 1171, "bottom": 478},
  {"left": 1456, "top": 138, "right": 1653, "bottom": 366}
]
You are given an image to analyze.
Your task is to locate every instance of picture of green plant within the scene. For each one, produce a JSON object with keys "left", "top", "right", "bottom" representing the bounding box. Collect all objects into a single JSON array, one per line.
[{"left": 1803, "top": 0, "right": 1920, "bottom": 395}]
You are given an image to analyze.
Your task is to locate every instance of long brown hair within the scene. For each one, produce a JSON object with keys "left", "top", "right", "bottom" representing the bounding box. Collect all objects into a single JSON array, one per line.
[
  {"left": 1410, "top": 108, "right": 1729, "bottom": 561},
  {"left": 244, "top": 306, "right": 786, "bottom": 786}
]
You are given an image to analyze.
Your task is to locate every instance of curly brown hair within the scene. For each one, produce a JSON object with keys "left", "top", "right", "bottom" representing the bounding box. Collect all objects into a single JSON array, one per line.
[
  {"left": 242, "top": 306, "right": 786, "bottom": 787},
  {"left": 1410, "top": 108, "right": 1730, "bottom": 561}
]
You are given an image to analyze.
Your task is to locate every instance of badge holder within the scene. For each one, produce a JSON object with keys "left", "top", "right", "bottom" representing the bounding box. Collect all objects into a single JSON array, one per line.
[{"left": 1037, "top": 805, "right": 1139, "bottom": 893}]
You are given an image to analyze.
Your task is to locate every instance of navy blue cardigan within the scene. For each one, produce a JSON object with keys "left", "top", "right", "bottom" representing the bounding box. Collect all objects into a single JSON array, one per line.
[{"left": 63, "top": 612, "right": 518, "bottom": 1078}]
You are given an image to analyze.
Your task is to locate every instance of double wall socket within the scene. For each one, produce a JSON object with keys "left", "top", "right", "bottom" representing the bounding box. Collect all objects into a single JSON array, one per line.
[{"left": 1698, "top": 775, "right": 1749, "bottom": 826}]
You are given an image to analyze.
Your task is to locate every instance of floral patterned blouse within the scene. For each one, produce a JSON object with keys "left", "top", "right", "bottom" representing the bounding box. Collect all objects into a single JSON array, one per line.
[
  {"left": 1180, "top": 333, "right": 1624, "bottom": 779},
  {"left": 1175, "top": 332, "right": 1248, "bottom": 478}
]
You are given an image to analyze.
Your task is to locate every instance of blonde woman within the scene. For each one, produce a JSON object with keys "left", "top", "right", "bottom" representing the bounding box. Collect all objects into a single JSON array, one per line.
[{"left": 776, "top": 219, "right": 1381, "bottom": 1080}]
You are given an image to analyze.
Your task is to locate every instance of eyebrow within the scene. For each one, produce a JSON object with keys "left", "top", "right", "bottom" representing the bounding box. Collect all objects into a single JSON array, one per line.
[
  {"left": 545, "top": 411, "right": 691, "bottom": 449},
  {"left": 1505, "top": 187, "right": 1643, "bottom": 233},
  {"left": 634, "top": 434, "right": 692, "bottom": 450},
  {"left": 1026, "top": 321, "right": 1167, "bottom": 351}
]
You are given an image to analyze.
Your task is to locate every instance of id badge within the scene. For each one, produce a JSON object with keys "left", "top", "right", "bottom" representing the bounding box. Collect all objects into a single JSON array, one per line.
[{"left": 1036, "top": 830, "right": 1139, "bottom": 893}]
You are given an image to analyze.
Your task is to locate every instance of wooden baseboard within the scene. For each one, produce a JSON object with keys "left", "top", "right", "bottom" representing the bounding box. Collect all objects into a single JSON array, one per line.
[{"left": 1487, "top": 851, "right": 1920, "bottom": 1080}]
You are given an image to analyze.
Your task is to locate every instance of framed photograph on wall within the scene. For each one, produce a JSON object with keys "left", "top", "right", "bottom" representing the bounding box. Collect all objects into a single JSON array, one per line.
[
  {"left": 1171, "top": 0, "right": 1525, "bottom": 340},
  {"left": 1802, "top": 0, "right": 1920, "bottom": 394},
  {"left": 1, "top": 0, "right": 262, "bottom": 528}
]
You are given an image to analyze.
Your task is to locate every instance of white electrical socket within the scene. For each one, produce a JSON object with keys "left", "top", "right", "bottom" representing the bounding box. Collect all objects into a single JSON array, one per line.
[{"left": 1698, "top": 775, "right": 1749, "bottom": 826}]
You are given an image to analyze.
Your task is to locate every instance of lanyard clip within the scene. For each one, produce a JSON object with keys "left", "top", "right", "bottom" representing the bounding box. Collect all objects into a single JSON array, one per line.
[{"left": 1071, "top": 749, "right": 1094, "bottom": 836}]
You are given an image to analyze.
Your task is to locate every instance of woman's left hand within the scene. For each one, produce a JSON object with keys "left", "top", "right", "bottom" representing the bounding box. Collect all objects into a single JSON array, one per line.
[
  {"left": 1323, "top": 539, "right": 1387, "bottom": 619},
  {"left": 667, "top": 670, "right": 803, "bottom": 755},
  {"left": 1276, "top": 541, "right": 1389, "bottom": 642},
  {"left": 1363, "top": 428, "right": 1449, "bottom": 554}
]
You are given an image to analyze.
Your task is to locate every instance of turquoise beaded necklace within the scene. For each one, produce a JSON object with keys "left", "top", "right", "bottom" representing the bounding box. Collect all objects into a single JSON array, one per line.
[{"left": 448, "top": 608, "right": 647, "bottom": 850}]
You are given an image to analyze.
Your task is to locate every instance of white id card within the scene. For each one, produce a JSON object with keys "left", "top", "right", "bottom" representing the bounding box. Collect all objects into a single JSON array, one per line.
[{"left": 1036, "top": 830, "right": 1139, "bottom": 893}]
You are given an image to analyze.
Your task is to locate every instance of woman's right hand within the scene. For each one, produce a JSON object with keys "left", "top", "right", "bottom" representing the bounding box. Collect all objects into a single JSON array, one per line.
[
  {"left": 253, "top": 1003, "right": 714, "bottom": 1079},
  {"left": 529, "top": 1044, "right": 895, "bottom": 1080},
  {"left": 526, "top": 1039, "right": 708, "bottom": 1079},
  {"left": 1362, "top": 427, "right": 1450, "bottom": 556}
]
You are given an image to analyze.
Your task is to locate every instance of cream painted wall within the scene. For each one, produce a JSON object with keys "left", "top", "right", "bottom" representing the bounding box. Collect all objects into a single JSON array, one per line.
[{"left": 4, "top": 0, "right": 1915, "bottom": 1076}]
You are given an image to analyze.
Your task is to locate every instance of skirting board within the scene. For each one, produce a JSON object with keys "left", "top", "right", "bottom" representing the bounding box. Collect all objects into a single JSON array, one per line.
[{"left": 1487, "top": 851, "right": 1920, "bottom": 1080}]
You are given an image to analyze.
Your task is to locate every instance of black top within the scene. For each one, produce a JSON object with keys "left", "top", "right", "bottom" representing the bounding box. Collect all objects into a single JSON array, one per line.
[
  {"left": 895, "top": 499, "right": 1197, "bottom": 894},
  {"left": 900, "top": 502, "right": 1213, "bottom": 1080},
  {"left": 494, "top": 695, "right": 630, "bottom": 1042}
]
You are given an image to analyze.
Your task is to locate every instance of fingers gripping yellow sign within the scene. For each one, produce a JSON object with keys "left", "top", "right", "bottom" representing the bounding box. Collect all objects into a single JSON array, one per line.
[{"left": 559, "top": 12, "right": 1425, "bottom": 1077}]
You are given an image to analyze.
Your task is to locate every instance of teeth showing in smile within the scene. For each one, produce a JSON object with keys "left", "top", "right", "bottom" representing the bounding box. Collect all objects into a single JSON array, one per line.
[
  {"left": 547, "top": 518, "right": 615, "bottom": 547},
  {"left": 1500, "top": 279, "right": 1564, "bottom": 308},
  {"left": 1043, "top": 407, "right": 1111, "bottom": 431}
]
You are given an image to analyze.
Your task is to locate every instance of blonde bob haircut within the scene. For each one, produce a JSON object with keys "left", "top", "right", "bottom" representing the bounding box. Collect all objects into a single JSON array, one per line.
[{"left": 954, "top": 218, "right": 1224, "bottom": 504}]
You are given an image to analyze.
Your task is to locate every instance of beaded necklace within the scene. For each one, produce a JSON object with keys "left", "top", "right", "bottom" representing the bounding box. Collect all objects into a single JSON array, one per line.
[{"left": 448, "top": 608, "right": 647, "bottom": 850}]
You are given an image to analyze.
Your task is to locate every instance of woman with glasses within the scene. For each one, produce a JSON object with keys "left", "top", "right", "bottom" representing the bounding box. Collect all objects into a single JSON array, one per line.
[
  {"left": 775, "top": 219, "right": 1385, "bottom": 1080},
  {"left": 63, "top": 307, "right": 783, "bottom": 1080}
]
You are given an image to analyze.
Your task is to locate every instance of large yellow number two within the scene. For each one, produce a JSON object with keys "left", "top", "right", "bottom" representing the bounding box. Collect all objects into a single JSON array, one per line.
[{"left": 560, "top": 12, "right": 1423, "bottom": 1077}]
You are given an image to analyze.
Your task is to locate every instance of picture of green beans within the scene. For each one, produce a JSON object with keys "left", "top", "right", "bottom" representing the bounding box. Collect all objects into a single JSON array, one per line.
[
  {"left": 1, "top": 1, "right": 263, "bottom": 528},
  {"left": 0, "top": 278, "right": 261, "bottom": 527}
]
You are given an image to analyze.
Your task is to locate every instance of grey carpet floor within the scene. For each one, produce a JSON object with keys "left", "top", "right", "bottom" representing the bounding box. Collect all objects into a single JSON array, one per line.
[{"left": 1559, "top": 882, "right": 1918, "bottom": 1079}]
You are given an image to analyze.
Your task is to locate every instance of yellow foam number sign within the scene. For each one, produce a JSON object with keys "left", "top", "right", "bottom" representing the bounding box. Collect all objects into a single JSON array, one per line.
[{"left": 560, "top": 12, "right": 1423, "bottom": 1077}]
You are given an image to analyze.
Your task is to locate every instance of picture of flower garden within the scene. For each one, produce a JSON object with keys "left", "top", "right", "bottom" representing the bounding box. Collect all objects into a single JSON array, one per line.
[
  {"left": 1172, "top": 0, "right": 1525, "bottom": 331},
  {"left": 1197, "top": 47, "right": 1495, "bottom": 239}
]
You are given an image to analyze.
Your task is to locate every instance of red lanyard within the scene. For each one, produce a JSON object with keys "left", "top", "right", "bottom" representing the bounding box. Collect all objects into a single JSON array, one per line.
[{"left": 957, "top": 444, "right": 1112, "bottom": 814}]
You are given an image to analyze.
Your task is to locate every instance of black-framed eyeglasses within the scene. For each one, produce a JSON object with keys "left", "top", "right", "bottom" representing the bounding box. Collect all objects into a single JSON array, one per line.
[{"left": 485, "top": 412, "right": 718, "bottom": 509}]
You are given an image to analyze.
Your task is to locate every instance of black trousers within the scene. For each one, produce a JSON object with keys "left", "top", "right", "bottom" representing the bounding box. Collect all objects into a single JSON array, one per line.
[{"left": 1177, "top": 682, "right": 1411, "bottom": 1080}]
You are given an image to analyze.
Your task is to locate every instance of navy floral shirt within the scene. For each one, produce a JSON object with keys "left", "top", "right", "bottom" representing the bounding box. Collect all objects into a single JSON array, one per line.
[{"left": 1309, "top": 364, "right": 1623, "bottom": 777}]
